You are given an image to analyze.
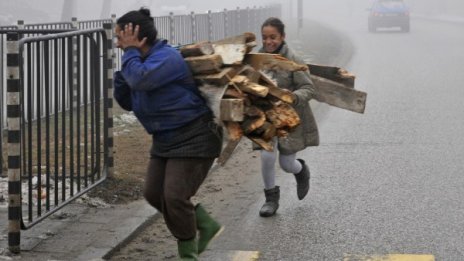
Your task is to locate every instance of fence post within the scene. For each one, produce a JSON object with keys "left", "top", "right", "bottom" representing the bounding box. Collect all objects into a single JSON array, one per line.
[
  {"left": 71, "top": 17, "right": 78, "bottom": 194},
  {"left": 169, "top": 12, "right": 175, "bottom": 44},
  {"left": 190, "top": 11, "right": 196, "bottom": 44},
  {"left": 236, "top": 7, "right": 240, "bottom": 36},
  {"left": 207, "top": 10, "right": 213, "bottom": 42},
  {"left": 223, "top": 9, "right": 228, "bottom": 38},
  {"left": 7, "top": 32, "right": 21, "bottom": 254},
  {"left": 103, "top": 22, "right": 114, "bottom": 178}
]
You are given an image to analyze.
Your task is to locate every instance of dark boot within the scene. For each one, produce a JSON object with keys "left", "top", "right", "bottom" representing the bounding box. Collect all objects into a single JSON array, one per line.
[
  {"left": 195, "top": 204, "right": 224, "bottom": 254},
  {"left": 259, "top": 186, "right": 280, "bottom": 217},
  {"left": 294, "top": 159, "right": 310, "bottom": 200},
  {"left": 177, "top": 238, "right": 198, "bottom": 261}
]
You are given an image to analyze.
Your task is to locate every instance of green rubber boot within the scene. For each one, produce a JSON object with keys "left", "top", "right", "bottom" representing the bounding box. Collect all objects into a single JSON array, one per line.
[
  {"left": 177, "top": 238, "right": 198, "bottom": 261},
  {"left": 195, "top": 204, "right": 224, "bottom": 254}
]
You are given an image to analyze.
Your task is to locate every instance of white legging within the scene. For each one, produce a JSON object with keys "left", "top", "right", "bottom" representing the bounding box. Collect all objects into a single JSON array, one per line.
[{"left": 261, "top": 140, "right": 303, "bottom": 190}]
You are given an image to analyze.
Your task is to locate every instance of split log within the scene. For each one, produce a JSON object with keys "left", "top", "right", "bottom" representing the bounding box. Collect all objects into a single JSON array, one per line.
[
  {"left": 223, "top": 87, "right": 246, "bottom": 99},
  {"left": 198, "top": 84, "right": 227, "bottom": 121},
  {"left": 308, "top": 63, "right": 355, "bottom": 88},
  {"left": 217, "top": 139, "right": 241, "bottom": 166},
  {"left": 231, "top": 75, "right": 269, "bottom": 97},
  {"left": 253, "top": 121, "right": 276, "bottom": 141},
  {"left": 265, "top": 102, "right": 300, "bottom": 129},
  {"left": 194, "top": 67, "right": 238, "bottom": 85},
  {"left": 179, "top": 42, "right": 214, "bottom": 57},
  {"left": 246, "top": 41, "right": 257, "bottom": 53},
  {"left": 237, "top": 65, "right": 261, "bottom": 82},
  {"left": 212, "top": 34, "right": 247, "bottom": 65},
  {"left": 211, "top": 33, "right": 257, "bottom": 65},
  {"left": 249, "top": 137, "right": 273, "bottom": 151},
  {"left": 212, "top": 43, "right": 247, "bottom": 65},
  {"left": 311, "top": 75, "right": 366, "bottom": 114},
  {"left": 241, "top": 106, "right": 266, "bottom": 134},
  {"left": 258, "top": 71, "right": 295, "bottom": 104},
  {"left": 224, "top": 121, "right": 244, "bottom": 141},
  {"left": 244, "top": 53, "right": 308, "bottom": 72},
  {"left": 185, "top": 54, "right": 223, "bottom": 75},
  {"left": 220, "top": 99, "right": 244, "bottom": 122}
]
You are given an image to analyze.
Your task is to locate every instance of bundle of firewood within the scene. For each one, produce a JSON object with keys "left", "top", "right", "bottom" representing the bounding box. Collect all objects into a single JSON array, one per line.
[
  {"left": 180, "top": 33, "right": 310, "bottom": 159},
  {"left": 180, "top": 33, "right": 367, "bottom": 165}
]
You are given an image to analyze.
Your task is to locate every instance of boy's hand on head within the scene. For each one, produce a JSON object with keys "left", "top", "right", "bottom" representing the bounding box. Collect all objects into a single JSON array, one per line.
[{"left": 117, "top": 23, "right": 147, "bottom": 50}]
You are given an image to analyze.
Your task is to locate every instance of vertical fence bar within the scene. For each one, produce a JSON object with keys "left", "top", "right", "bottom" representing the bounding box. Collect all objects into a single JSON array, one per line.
[
  {"left": 36, "top": 40, "right": 43, "bottom": 216},
  {"left": 207, "top": 10, "right": 213, "bottom": 42},
  {"left": 7, "top": 32, "right": 21, "bottom": 254},
  {"left": 43, "top": 40, "right": 50, "bottom": 211},
  {"left": 1, "top": 33, "right": 4, "bottom": 177},
  {"left": 53, "top": 38, "right": 59, "bottom": 206},
  {"left": 223, "top": 9, "right": 228, "bottom": 38},
  {"left": 104, "top": 23, "right": 114, "bottom": 178},
  {"left": 236, "top": 7, "right": 241, "bottom": 37},
  {"left": 169, "top": 12, "right": 175, "bottom": 44},
  {"left": 190, "top": 12, "right": 196, "bottom": 44},
  {"left": 70, "top": 18, "right": 78, "bottom": 195}
]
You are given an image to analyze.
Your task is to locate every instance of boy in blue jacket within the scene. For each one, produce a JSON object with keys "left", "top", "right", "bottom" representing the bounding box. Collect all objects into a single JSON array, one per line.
[{"left": 114, "top": 8, "right": 223, "bottom": 260}]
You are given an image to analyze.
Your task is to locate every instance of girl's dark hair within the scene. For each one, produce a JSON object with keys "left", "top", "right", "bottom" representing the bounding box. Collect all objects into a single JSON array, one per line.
[
  {"left": 117, "top": 7, "right": 158, "bottom": 45},
  {"left": 261, "top": 17, "right": 285, "bottom": 36}
]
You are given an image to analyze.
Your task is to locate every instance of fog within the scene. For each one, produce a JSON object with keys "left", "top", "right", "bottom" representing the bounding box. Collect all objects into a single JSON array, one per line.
[
  {"left": 0, "top": 0, "right": 276, "bottom": 25},
  {"left": 1, "top": 0, "right": 464, "bottom": 26}
]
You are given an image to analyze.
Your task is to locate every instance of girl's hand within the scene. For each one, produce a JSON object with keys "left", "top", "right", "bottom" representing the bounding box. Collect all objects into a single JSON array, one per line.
[{"left": 117, "top": 23, "right": 147, "bottom": 50}]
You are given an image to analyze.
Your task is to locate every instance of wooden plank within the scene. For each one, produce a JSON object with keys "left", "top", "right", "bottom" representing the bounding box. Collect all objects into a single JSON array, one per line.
[
  {"left": 237, "top": 82, "right": 269, "bottom": 97},
  {"left": 244, "top": 53, "right": 308, "bottom": 72},
  {"left": 311, "top": 75, "right": 366, "bottom": 114},
  {"left": 231, "top": 75, "right": 269, "bottom": 97},
  {"left": 241, "top": 106, "right": 266, "bottom": 134},
  {"left": 224, "top": 121, "right": 244, "bottom": 141},
  {"left": 249, "top": 137, "right": 273, "bottom": 151},
  {"left": 198, "top": 85, "right": 228, "bottom": 120},
  {"left": 211, "top": 34, "right": 248, "bottom": 65},
  {"left": 257, "top": 71, "right": 295, "bottom": 104},
  {"left": 253, "top": 121, "right": 276, "bottom": 141},
  {"left": 237, "top": 65, "right": 261, "bottom": 82},
  {"left": 308, "top": 63, "right": 355, "bottom": 88},
  {"left": 184, "top": 54, "right": 223, "bottom": 75},
  {"left": 212, "top": 43, "right": 247, "bottom": 65},
  {"left": 217, "top": 139, "right": 241, "bottom": 166},
  {"left": 220, "top": 99, "right": 244, "bottom": 121},
  {"left": 179, "top": 41, "right": 214, "bottom": 57},
  {"left": 246, "top": 41, "right": 257, "bottom": 53},
  {"left": 194, "top": 67, "right": 238, "bottom": 85},
  {"left": 224, "top": 87, "right": 246, "bottom": 99}
]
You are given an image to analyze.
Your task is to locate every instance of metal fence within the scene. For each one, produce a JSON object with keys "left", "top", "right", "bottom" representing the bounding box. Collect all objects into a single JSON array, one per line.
[{"left": 4, "top": 26, "right": 113, "bottom": 252}]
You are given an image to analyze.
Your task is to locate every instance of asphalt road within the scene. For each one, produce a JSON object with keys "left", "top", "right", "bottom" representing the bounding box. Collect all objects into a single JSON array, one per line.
[{"left": 209, "top": 8, "right": 464, "bottom": 261}]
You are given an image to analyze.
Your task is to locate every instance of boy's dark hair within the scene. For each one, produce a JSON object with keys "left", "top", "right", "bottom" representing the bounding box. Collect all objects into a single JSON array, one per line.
[
  {"left": 261, "top": 17, "right": 285, "bottom": 36},
  {"left": 117, "top": 7, "right": 158, "bottom": 45}
]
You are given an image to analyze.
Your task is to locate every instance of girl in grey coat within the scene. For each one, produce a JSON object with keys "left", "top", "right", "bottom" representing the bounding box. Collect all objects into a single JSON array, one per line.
[{"left": 258, "top": 17, "right": 319, "bottom": 217}]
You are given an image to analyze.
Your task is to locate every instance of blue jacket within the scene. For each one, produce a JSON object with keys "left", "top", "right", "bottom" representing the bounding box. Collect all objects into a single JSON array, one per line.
[{"left": 113, "top": 39, "right": 210, "bottom": 135}]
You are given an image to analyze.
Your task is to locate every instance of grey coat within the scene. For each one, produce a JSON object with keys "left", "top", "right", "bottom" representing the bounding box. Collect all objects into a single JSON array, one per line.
[{"left": 258, "top": 43, "right": 319, "bottom": 154}]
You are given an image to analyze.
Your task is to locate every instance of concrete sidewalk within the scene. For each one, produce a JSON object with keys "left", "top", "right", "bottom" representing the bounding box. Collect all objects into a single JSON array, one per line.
[{"left": 0, "top": 198, "right": 156, "bottom": 261}]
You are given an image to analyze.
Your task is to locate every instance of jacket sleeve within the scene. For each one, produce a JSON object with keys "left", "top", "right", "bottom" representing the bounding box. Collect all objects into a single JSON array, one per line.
[
  {"left": 113, "top": 71, "right": 133, "bottom": 111},
  {"left": 120, "top": 47, "right": 188, "bottom": 91},
  {"left": 291, "top": 56, "right": 317, "bottom": 107}
]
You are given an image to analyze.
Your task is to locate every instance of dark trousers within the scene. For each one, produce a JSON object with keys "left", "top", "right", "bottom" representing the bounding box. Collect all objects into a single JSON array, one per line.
[{"left": 144, "top": 155, "right": 215, "bottom": 240}]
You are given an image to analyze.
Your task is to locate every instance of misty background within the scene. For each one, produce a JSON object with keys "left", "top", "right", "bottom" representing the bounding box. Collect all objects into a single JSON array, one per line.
[{"left": 1, "top": 0, "right": 464, "bottom": 26}]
